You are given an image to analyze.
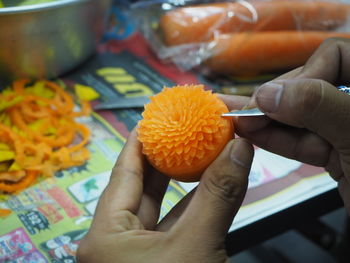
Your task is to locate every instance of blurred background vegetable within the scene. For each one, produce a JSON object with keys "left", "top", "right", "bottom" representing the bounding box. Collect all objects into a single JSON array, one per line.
[
  {"left": 133, "top": 0, "right": 350, "bottom": 77},
  {"left": 160, "top": 0, "right": 350, "bottom": 46}
]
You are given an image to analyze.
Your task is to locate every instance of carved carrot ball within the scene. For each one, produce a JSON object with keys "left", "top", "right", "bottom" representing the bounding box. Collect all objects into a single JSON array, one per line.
[{"left": 137, "top": 85, "right": 233, "bottom": 182}]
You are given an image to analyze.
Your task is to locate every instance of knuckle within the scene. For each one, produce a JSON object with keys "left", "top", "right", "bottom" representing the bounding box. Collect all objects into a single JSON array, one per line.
[
  {"left": 318, "top": 37, "right": 349, "bottom": 53},
  {"left": 114, "top": 210, "right": 143, "bottom": 231},
  {"left": 322, "top": 37, "right": 348, "bottom": 47},
  {"left": 203, "top": 169, "right": 247, "bottom": 204},
  {"left": 321, "top": 37, "right": 339, "bottom": 47},
  {"left": 115, "top": 209, "right": 134, "bottom": 221}
]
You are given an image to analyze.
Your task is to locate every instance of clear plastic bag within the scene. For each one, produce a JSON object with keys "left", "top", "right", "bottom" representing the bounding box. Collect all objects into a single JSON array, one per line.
[{"left": 131, "top": 0, "right": 350, "bottom": 76}]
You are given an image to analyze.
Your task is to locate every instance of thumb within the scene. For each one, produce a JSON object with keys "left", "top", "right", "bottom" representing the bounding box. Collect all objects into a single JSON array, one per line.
[
  {"left": 171, "top": 139, "right": 254, "bottom": 242},
  {"left": 255, "top": 79, "right": 350, "bottom": 149}
]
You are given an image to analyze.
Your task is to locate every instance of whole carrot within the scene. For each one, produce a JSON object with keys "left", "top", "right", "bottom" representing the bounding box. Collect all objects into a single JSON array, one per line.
[
  {"left": 160, "top": 0, "right": 350, "bottom": 46},
  {"left": 205, "top": 31, "right": 350, "bottom": 76}
]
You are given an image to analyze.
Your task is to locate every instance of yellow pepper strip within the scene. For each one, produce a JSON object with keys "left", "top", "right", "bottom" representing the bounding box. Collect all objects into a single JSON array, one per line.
[{"left": 0, "top": 150, "right": 15, "bottom": 162}]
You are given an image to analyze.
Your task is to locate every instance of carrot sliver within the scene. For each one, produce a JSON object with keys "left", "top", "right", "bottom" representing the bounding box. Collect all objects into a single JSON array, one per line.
[
  {"left": 0, "top": 208, "right": 12, "bottom": 218},
  {"left": 0, "top": 80, "right": 91, "bottom": 194},
  {"left": 0, "top": 170, "right": 37, "bottom": 193},
  {"left": 69, "top": 123, "right": 91, "bottom": 152},
  {"left": 0, "top": 170, "right": 26, "bottom": 182},
  {"left": 13, "top": 79, "right": 30, "bottom": 93}
]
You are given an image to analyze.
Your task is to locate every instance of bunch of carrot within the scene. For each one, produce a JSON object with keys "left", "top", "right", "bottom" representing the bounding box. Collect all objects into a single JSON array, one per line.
[
  {"left": 0, "top": 79, "right": 91, "bottom": 194},
  {"left": 159, "top": 0, "right": 350, "bottom": 75}
]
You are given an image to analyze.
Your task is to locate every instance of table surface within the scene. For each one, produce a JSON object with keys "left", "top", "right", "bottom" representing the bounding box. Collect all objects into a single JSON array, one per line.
[{"left": 226, "top": 188, "right": 343, "bottom": 256}]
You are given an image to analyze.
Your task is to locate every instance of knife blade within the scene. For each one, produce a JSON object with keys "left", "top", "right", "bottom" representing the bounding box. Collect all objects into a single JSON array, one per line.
[
  {"left": 93, "top": 96, "right": 151, "bottom": 110},
  {"left": 221, "top": 86, "right": 350, "bottom": 117},
  {"left": 222, "top": 108, "right": 265, "bottom": 117}
]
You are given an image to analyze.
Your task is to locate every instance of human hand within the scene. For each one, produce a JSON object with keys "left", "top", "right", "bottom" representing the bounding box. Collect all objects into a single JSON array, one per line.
[
  {"left": 77, "top": 129, "right": 254, "bottom": 263},
  {"left": 220, "top": 38, "right": 350, "bottom": 214}
]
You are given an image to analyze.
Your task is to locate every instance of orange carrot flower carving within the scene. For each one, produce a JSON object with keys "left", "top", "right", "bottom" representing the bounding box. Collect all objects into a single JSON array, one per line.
[{"left": 138, "top": 85, "right": 233, "bottom": 182}]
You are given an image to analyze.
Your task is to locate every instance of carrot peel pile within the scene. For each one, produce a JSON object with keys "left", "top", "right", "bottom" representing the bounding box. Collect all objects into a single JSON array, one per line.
[
  {"left": 138, "top": 85, "right": 233, "bottom": 182},
  {"left": 0, "top": 79, "right": 91, "bottom": 193}
]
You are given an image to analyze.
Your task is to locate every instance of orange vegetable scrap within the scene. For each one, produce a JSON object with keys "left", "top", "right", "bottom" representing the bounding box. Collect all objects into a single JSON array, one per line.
[
  {"left": 0, "top": 208, "right": 12, "bottom": 218},
  {"left": 0, "top": 79, "right": 91, "bottom": 194},
  {"left": 138, "top": 85, "right": 233, "bottom": 182}
]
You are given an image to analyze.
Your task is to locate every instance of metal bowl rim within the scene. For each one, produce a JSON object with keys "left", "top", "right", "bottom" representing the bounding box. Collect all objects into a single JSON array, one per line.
[{"left": 0, "top": 0, "right": 90, "bottom": 14}]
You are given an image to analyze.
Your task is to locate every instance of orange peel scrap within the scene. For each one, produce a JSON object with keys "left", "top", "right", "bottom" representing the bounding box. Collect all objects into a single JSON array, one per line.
[{"left": 138, "top": 85, "right": 233, "bottom": 182}]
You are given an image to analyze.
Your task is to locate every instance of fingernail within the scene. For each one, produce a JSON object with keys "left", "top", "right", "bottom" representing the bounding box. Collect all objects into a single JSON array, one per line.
[
  {"left": 230, "top": 140, "right": 251, "bottom": 169},
  {"left": 255, "top": 82, "right": 283, "bottom": 113}
]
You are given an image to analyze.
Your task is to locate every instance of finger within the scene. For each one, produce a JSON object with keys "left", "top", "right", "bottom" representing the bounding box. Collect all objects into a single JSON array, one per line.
[
  {"left": 235, "top": 115, "right": 272, "bottom": 135},
  {"left": 97, "top": 129, "right": 144, "bottom": 215},
  {"left": 234, "top": 37, "right": 350, "bottom": 149},
  {"left": 325, "top": 149, "right": 344, "bottom": 182},
  {"left": 217, "top": 93, "right": 273, "bottom": 134},
  {"left": 219, "top": 67, "right": 304, "bottom": 135},
  {"left": 137, "top": 166, "right": 170, "bottom": 230},
  {"left": 218, "top": 67, "right": 304, "bottom": 113},
  {"left": 231, "top": 67, "right": 304, "bottom": 134},
  {"left": 254, "top": 78, "right": 350, "bottom": 149},
  {"left": 338, "top": 177, "right": 350, "bottom": 216},
  {"left": 299, "top": 38, "right": 350, "bottom": 84},
  {"left": 237, "top": 122, "right": 332, "bottom": 167},
  {"left": 219, "top": 67, "right": 303, "bottom": 113},
  {"left": 217, "top": 94, "right": 251, "bottom": 111},
  {"left": 171, "top": 139, "right": 254, "bottom": 241},
  {"left": 156, "top": 189, "right": 195, "bottom": 231}
]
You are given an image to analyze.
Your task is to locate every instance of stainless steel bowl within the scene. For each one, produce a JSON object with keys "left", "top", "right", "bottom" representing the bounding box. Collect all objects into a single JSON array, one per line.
[{"left": 0, "top": 0, "right": 111, "bottom": 82}]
